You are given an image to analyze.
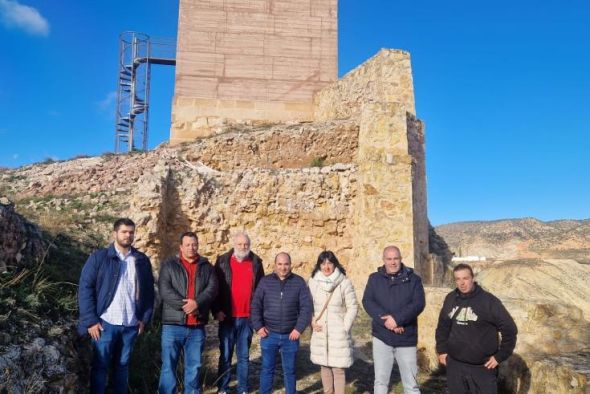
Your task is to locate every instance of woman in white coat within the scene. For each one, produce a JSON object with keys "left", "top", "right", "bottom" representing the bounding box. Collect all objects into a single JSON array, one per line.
[{"left": 309, "top": 251, "right": 359, "bottom": 394}]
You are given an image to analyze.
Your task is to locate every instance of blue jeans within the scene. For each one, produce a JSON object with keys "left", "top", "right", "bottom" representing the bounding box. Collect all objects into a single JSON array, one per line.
[
  {"left": 217, "top": 317, "right": 253, "bottom": 393},
  {"left": 90, "top": 320, "right": 139, "bottom": 394},
  {"left": 159, "top": 324, "right": 206, "bottom": 394},
  {"left": 259, "top": 332, "right": 299, "bottom": 394},
  {"left": 372, "top": 336, "right": 420, "bottom": 394}
]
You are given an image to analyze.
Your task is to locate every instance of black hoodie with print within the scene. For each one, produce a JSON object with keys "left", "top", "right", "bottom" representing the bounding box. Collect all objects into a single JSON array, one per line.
[{"left": 435, "top": 283, "right": 517, "bottom": 365}]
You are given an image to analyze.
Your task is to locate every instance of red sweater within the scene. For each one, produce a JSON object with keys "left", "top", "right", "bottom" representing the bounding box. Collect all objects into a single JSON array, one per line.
[
  {"left": 230, "top": 255, "right": 254, "bottom": 317},
  {"left": 180, "top": 254, "right": 199, "bottom": 326}
]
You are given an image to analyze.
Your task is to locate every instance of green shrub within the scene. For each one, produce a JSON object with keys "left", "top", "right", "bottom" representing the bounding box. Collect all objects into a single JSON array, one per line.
[{"left": 310, "top": 156, "right": 326, "bottom": 167}]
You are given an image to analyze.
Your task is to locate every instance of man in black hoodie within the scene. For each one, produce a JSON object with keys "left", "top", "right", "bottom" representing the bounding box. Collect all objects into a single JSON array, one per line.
[
  {"left": 435, "top": 263, "right": 517, "bottom": 394},
  {"left": 362, "top": 245, "right": 425, "bottom": 394}
]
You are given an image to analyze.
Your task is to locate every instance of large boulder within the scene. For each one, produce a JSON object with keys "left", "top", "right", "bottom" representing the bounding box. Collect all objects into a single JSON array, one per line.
[{"left": 499, "top": 350, "right": 590, "bottom": 393}]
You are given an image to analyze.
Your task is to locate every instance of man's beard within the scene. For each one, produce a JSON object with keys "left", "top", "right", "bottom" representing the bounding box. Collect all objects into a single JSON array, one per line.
[
  {"left": 234, "top": 249, "right": 250, "bottom": 261},
  {"left": 117, "top": 238, "right": 133, "bottom": 248}
]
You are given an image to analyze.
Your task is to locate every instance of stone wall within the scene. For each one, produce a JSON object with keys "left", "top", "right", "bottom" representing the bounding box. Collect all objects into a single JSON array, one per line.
[
  {"left": 307, "top": 49, "right": 429, "bottom": 278},
  {"left": 170, "top": 46, "right": 429, "bottom": 282},
  {"left": 167, "top": 0, "right": 428, "bottom": 279},
  {"left": 181, "top": 119, "right": 358, "bottom": 170},
  {"left": 313, "top": 49, "right": 416, "bottom": 121},
  {"left": 129, "top": 159, "right": 357, "bottom": 274},
  {"left": 171, "top": 0, "right": 338, "bottom": 143},
  {"left": 349, "top": 102, "right": 427, "bottom": 283}
]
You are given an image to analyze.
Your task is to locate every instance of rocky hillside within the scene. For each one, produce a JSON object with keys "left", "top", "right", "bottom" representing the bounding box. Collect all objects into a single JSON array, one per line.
[{"left": 435, "top": 218, "right": 590, "bottom": 262}]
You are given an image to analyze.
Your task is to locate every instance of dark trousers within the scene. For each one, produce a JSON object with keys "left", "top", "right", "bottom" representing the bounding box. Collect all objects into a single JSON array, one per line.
[
  {"left": 217, "top": 317, "right": 254, "bottom": 393},
  {"left": 447, "top": 356, "right": 498, "bottom": 394}
]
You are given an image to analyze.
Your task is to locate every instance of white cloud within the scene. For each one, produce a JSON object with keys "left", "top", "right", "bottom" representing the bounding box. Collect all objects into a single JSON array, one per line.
[
  {"left": 0, "top": 0, "right": 49, "bottom": 36},
  {"left": 97, "top": 91, "right": 118, "bottom": 112}
]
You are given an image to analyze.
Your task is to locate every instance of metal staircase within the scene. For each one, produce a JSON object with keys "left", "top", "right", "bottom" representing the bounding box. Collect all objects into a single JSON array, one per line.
[{"left": 115, "top": 32, "right": 176, "bottom": 153}]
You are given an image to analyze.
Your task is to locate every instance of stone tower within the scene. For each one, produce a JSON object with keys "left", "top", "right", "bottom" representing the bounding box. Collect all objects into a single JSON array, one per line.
[
  {"left": 161, "top": 1, "right": 431, "bottom": 284},
  {"left": 171, "top": 0, "right": 338, "bottom": 144}
]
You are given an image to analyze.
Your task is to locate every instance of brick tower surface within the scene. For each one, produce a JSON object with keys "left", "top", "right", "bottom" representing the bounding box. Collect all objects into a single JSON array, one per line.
[{"left": 171, "top": 0, "right": 338, "bottom": 144}]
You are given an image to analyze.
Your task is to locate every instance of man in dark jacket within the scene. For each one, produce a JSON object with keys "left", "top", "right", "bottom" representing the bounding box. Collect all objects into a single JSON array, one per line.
[
  {"left": 158, "top": 231, "right": 218, "bottom": 394},
  {"left": 435, "top": 263, "right": 517, "bottom": 394},
  {"left": 78, "top": 217, "right": 155, "bottom": 394},
  {"left": 212, "top": 232, "right": 265, "bottom": 394},
  {"left": 362, "top": 245, "right": 425, "bottom": 394},
  {"left": 250, "top": 252, "right": 313, "bottom": 394}
]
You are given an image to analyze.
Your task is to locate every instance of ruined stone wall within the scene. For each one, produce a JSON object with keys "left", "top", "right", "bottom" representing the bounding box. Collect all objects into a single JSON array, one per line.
[
  {"left": 171, "top": 0, "right": 338, "bottom": 143},
  {"left": 350, "top": 103, "right": 425, "bottom": 284},
  {"left": 167, "top": 48, "right": 429, "bottom": 282},
  {"left": 129, "top": 160, "right": 357, "bottom": 274},
  {"left": 181, "top": 120, "right": 358, "bottom": 170},
  {"left": 407, "top": 114, "right": 429, "bottom": 278},
  {"left": 313, "top": 49, "right": 416, "bottom": 121},
  {"left": 311, "top": 49, "right": 428, "bottom": 278}
]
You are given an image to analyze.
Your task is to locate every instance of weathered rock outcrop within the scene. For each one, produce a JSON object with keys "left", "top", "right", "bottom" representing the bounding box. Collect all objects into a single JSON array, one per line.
[
  {"left": 0, "top": 197, "right": 44, "bottom": 272},
  {"left": 499, "top": 350, "right": 590, "bottom": 394},
  {"left": 0, "top": 328, "right": 84, "bottom": 393}
]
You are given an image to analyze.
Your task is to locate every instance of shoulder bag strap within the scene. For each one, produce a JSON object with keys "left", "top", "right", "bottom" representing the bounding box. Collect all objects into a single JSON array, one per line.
[{"left": 314, "top": 288, "right": 336, "bottom": 322}]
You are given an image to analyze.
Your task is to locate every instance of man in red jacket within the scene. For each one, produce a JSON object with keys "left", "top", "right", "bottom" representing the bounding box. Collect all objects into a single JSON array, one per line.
[
  {"left": 212, "top": 232, "right": 265, "bottom": 394},
  {"left": 435, "top": 263, "right": 517, "bottom": 394}
]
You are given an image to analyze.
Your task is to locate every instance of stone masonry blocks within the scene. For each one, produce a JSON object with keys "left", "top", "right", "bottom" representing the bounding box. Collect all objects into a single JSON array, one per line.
[
  {"left": 169, "top": 0, "right": 428, "bottom": 284},
  {"left": 171, "top": 0, "right": 338, "bottom": 140},
  {"left": 351, "top": 102, "right": 426, "bottom": 286}
]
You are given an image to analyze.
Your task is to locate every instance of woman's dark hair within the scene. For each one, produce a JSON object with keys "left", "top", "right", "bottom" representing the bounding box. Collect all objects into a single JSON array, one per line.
[{"left": 311, "top": 250, "right": 347, "bottom": 276}]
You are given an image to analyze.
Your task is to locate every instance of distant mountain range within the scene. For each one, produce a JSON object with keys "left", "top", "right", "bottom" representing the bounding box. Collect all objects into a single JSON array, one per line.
[{"left": 435, "top": 218, "right": 590, "bottom": 263}]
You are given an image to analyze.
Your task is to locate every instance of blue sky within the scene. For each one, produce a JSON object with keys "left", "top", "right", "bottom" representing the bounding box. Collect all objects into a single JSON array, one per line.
[{"left": 1, "top": 0, "right": 588, "bottom": 225}]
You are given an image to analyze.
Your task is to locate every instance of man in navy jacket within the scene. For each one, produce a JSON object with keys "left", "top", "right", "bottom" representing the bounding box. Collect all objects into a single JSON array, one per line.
[
  {"left": 362, "top": 245, "right": 425, "bottom": 394},
  {"left": 78, "top": 218, "right": 155, "bottom": 394},
  {"left": 250, "top": 252, "right": 312, "bottom": 394}
]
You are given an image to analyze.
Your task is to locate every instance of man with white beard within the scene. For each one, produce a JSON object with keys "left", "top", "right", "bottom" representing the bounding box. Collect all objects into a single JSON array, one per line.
[{"left": 212, "top": 232, "right": 265, "bottom": 394}]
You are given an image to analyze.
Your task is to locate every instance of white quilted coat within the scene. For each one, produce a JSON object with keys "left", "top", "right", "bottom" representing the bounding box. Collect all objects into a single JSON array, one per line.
[{"left": 309, "top": 271, "right": 358, "bottom": 368}]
